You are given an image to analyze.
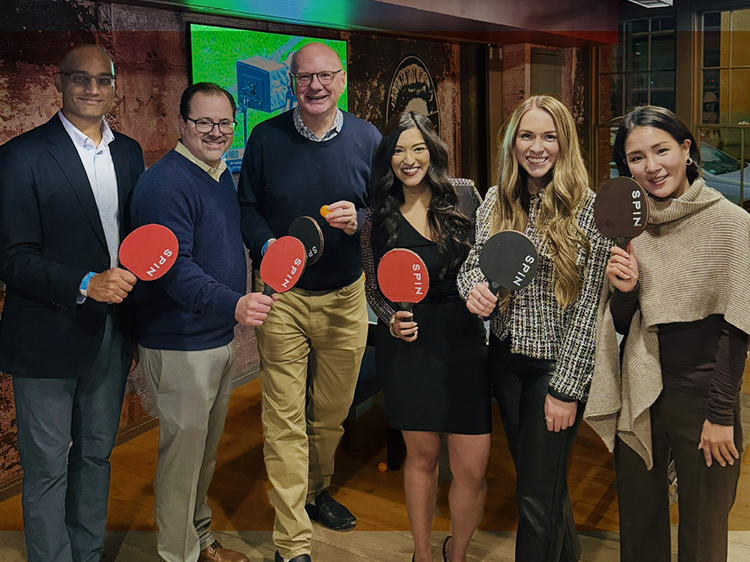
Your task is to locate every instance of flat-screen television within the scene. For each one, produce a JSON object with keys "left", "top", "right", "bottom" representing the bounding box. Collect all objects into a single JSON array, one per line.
[{"left": 189, "top": 23, "right": 348, "bottom": 171}]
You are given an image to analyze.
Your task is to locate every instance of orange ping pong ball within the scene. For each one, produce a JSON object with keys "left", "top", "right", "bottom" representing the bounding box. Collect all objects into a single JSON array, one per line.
[
  {"left": 378, "top": 462, "right": 388, "bottom": 472},
  {"left": 320, "top": 205, "right": 330, "bottom": 217}
]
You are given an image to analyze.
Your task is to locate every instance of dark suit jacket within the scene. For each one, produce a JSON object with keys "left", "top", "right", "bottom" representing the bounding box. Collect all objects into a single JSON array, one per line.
[{"left": 0, "top": 115, "right": 144, "bottom": 378}]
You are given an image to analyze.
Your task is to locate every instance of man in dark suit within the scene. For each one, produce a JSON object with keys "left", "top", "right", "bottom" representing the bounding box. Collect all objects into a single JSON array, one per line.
[{"left": 0, "top": 44, "right": 144, "bottom": 562}]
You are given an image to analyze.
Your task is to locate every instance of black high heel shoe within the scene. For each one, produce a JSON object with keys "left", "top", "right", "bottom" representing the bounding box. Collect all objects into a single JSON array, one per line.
[{"left": 442, "top": 536, "right": 451, "bottom": 562}]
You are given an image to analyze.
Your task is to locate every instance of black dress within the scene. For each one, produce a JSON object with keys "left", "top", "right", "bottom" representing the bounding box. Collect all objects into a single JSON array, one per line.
[{"left": 362, "top": 189, "right": 491, "bottom": 434}]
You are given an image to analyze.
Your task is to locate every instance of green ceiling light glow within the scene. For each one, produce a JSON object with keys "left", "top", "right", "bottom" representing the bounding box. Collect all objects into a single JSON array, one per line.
[{"left": 175, "top": 0, "right": 355, "bottom": 29}]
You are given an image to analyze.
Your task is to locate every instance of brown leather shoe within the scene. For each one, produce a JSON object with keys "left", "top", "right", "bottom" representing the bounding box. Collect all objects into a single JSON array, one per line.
[{"left": 198, "top": 541, "right": 249, "bottom": 562}]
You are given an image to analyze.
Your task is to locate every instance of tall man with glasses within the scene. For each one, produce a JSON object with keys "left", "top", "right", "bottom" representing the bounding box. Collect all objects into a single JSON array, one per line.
[
  {"left": 130, "top": 82, "right": 275, "bottom": 562},
  {"left": 0, "top": 44, "right": 144, "bottom": 562},
  {"left": 238, "top": 42, "right": 381, "bottom": 562}
]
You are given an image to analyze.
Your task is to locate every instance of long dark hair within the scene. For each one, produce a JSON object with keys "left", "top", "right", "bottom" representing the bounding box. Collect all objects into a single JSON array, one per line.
[
  {"left": 368, "top": 111, "right": 473, "bottom": 276},
  {"left": 612, "top": 105, "right": 701, "bottom": 184}
]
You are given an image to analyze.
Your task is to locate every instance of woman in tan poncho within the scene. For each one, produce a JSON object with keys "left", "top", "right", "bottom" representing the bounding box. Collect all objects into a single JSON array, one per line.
[{"left": 585, "top": 106, "right": 750, "bottom": 562}]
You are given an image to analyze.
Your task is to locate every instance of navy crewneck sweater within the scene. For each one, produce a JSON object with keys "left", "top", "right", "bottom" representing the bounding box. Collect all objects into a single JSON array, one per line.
[
  {"left": 239, "top": 111, "right": 381, "bottom": 291},
  {"left": 130, "top": 150, "right": 247, "bottom": 351}
]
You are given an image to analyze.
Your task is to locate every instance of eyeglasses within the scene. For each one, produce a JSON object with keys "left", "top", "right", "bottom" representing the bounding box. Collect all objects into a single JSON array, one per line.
[
  {"left": 290, "top": 69, "right": 343, "bottom": 86},
  {"left": 58, "top": 72, "right": 115, "bottom": 87},
  {"left": 183, "top": 117, "right": 237, "bottom": 134}
]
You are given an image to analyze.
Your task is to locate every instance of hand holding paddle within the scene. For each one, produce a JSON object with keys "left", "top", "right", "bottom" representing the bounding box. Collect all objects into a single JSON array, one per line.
[
  {"left": 594, "top": 177, "right": 649, "bottom": 249},
  {"left": 235, "top": 292, "right": 277, "bottom": 327},
  {"left": 260, "top": 236, "right": 307, "bottom": 296},
  {"left": 85, "top": 268, "right": 137, "bottom": 304},
  {"left": 605, "top": 244, "right": 639, "bottom": 292}
]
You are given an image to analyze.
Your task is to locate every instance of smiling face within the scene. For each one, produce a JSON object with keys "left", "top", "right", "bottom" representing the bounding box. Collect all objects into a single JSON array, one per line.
[
  {"left": 624, "top": 126, "right": 692, "bottom": 199},
  {"left": 391, "top": 127, "right": 431, "bottom": 192},
  {"left": 55, "top": 45, "right": 115, "bottom": 129},
  {"left": 178, "top": 92, "right": 235, "bottom": 168},
  {"left": 514, "top": 107, "right": 560, "bottom": 193},
  {"left": 291, "top": 43, "right": 346, "bottom": 124}
]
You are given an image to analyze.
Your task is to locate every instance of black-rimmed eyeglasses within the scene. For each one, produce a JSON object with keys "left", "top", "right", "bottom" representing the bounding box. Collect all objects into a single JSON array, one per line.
[
  {"left": 290, "top": 69, "right": 343, "bottom": 86},
  {"left": 183, "top": 117, "right": 237, "bottom": 134},
  {"left": 58, "top": 72, "right": 115, "bottom": 87}
]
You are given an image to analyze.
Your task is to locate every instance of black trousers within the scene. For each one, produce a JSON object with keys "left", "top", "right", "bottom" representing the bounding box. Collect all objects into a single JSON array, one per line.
[
  {"left": 615, "top": 386, "right": 742, "bottom": 562},
  {"left": 489, "top": 336, "right": 582, "bottom": 562}
]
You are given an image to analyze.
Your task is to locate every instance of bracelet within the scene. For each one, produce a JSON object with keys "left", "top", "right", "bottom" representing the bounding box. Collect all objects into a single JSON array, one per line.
[
  {"left": 79, "top": 271, "right": 96, "bottom": 298},
  {"left": 388, "top": 314, "right": 398, "bottom": 337}
]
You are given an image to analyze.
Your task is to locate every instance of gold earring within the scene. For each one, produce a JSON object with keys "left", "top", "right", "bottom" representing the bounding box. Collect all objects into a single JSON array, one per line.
[{"left": 686, "top": 157, "right": 693, "bottom": 166}]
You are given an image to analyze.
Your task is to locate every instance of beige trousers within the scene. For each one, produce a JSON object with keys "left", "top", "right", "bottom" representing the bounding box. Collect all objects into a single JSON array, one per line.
[
  {"left": 139, "top": 341, "right": 237, "bottom": 562},
  {"left": 254, "top": 274, "right": 368, "bottom": 559}
]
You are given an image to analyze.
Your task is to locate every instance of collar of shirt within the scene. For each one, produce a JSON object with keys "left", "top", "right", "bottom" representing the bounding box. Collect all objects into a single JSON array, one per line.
[
  {"left": 293, "top": 106, "right": 343, "bottom": 142},
  {"left": 174, "top": 141, "right": 227, "bottom": 182},
  {"left": 58, "top": 110, "right": 114, "bottom": 150}
]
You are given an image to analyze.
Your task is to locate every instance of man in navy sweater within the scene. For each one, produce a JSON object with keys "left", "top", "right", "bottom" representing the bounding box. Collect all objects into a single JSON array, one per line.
[
  {"left": 131, "top": 83, "right": 274, "bottom": 562},
  {"left": 238, "top": 43, "right": 381, "bottom": 562}
]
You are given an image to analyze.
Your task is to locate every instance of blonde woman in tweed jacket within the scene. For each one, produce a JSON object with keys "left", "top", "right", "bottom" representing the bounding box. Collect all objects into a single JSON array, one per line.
[
  {"left": 457, "top": 96, "right": 610, "bottom": 562},
  {"left": 586, "top": 105, "right": 750, "bottom": 562}
]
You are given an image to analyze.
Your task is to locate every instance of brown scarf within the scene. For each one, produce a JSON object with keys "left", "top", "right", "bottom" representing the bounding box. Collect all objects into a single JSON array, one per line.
[{"left": 585, "top": 178, "right": 750, "bottom": 468}]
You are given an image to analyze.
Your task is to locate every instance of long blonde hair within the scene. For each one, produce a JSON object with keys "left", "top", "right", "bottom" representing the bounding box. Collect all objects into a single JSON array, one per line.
[{"left": 493, "top": 95, "right": 590, "bottom": 307}]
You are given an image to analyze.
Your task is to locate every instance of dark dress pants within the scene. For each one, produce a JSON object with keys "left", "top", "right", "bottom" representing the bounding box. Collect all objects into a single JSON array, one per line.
[
  {"left": 490, "top": 335, "right": 582, "bottom": 562},
  {"left": 615, "top": 386, "right": 742, "bottom": 562},
  {"left": 12, "top": 315, "right": 128, "bottom": 562}
]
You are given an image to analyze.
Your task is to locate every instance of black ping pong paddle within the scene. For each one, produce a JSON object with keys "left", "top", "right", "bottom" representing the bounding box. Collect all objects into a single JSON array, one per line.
[
  {"left": 479, "top": 230, "right": 539, "bottom": 296},
  {"left": 288, "top": 216, "right": 324, "bottom": 266},
  {"left": 594, "top": 177, "right": 649, "bottom": 249}
]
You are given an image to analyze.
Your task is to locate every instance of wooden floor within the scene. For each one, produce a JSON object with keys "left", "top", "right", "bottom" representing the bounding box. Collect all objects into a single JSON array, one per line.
[{"left": 1, "top": 364, "right": 749, "bottom": 561}]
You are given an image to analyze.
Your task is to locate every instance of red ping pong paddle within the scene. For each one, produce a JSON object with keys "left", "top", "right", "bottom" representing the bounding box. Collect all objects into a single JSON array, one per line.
[
  {"left": 377, "top": 248, "right": 430, "bottom": 313},
  {"left": 479, "top": 230, "right": 539, "bottom": 296},
  {"left": 260, "top": 236, "right": 307, "bottom": 296},
  {"left": 594, "top": 177, "right": 649, "bottom": 249},
  {"left": 288, "top": 216, "right": 324, "bottom": 266},
  {"left": 119, "top": 224, "right": 179, "bottom": 281}
]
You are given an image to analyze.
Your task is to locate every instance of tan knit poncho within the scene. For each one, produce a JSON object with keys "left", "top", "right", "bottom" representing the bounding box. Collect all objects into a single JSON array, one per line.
[{"left": 585, "top": 178, "right": 750, "bottom": 469}]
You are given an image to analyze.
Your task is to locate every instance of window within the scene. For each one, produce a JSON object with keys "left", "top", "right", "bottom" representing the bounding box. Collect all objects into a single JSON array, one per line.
[
  {"left": 595, "top": 16, "right": 676, "bottom": 185},
  {"left": 699, "top": 8, "right": 750, "bottom": 207}
]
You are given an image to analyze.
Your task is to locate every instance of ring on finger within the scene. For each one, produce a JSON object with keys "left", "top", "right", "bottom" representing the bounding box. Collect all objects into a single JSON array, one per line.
[{"left": 545, "top": 417, "right": 554, "bottom": 423}]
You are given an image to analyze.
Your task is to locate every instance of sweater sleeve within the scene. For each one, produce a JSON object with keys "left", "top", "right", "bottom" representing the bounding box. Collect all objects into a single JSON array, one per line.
[
  {"left": 609, "top": 283, "right": 641, "bottom": 336},
  {"left": 457, "top": 186, "right": 496, "bottom": 301},
  {"left": 549, "top": 202, "right": 612, "bottom": 402},
  {"left": 238, "top": 130, "right": 276, "bottom": 256},
  {"left": 131, "top": 176, "right": 242, "bottom": 321},
  {"left": 706, "top": 319, "right": 748, "bottom": 426},
  {"left": 360, "top": 210, "right": 396, "bottom": 324}
]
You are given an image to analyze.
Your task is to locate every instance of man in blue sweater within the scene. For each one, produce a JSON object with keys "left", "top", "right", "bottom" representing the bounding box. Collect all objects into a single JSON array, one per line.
[
  {"left": 238, "top": 43, "right": 381, "bottom": 562},
  {"left": 131, "top": 83, "right": 275, "bottom": 562}
]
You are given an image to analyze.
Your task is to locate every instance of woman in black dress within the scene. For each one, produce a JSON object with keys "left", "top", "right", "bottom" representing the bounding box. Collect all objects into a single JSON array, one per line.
[{"left": 361, "top": 111, "right": 491, "bottom": 562}]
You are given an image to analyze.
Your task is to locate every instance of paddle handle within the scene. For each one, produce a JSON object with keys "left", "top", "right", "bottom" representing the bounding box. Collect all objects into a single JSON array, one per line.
[
  {"left": 262, "top": 284, "right": 275, "bottom": 297},
  {"left": 616, "top": 237, "right": 629, "bottom": 250},
  {"left": 488, "top": 280, "right": 510, "bottom": 298},
  {"left": 396, "top": 302, "right": 417, "bottom": 324}
]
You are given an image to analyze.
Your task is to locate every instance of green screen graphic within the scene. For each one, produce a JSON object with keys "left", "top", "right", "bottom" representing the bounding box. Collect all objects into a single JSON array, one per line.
[{"left": 190, "top": 24, "right": 348, "bottom": 171}]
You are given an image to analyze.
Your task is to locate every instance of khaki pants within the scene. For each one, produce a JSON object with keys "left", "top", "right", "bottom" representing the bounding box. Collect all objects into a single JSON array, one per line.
[
  {"left": 254, "top": 274, "right": 368, "bottom": 559},
  {"left": 139, "top": 341, "right": 237, "bottom": 562}
]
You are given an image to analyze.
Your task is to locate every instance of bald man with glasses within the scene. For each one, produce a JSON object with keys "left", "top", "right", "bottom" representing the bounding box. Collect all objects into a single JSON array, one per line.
[
  {"left": 238, "top": 42, "right": 381, "bottom": 562},
  {"left": 0, "top": 44, "right": 144, "bottom": 562}
]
